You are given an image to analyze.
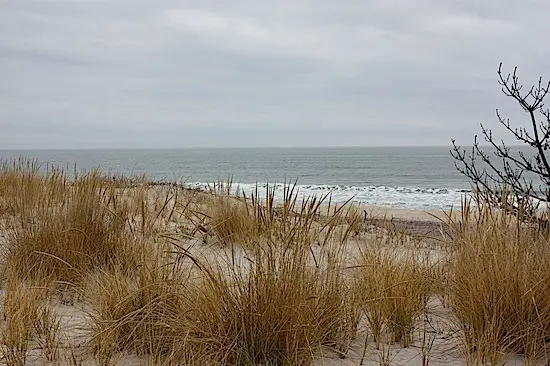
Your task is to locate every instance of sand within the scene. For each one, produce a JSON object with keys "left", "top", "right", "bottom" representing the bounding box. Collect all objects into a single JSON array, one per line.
[
  {"left": 364, "top": 206, "right": 452, "bottom": 222},
  {"left": 0, "top": 199, "right": 526, "bottom": 366}
]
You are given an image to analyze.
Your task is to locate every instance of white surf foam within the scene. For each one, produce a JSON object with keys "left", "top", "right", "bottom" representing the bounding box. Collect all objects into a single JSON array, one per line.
[{"left": 185, "top": 182, "right": 470, "bottom": 210}]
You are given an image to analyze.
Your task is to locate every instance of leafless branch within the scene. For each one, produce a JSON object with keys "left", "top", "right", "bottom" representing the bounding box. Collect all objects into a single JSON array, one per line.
[{"left": 451, "top": 63, "right": 550, "bottom": 221}]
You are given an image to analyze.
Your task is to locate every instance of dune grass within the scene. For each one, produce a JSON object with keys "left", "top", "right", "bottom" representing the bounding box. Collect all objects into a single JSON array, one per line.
[
  {"left": 0, "top": 159, "right": 67, "bottom": 223},
  {"left": 2, "top": 170, "right": 134, "bottom": 286},
  {"left": 354, "top": 236, "right": 433, "bottom": 350},
  {"left": 448, "top": 201, "right": 550, "bottom": 364},
  {"left": 84, "top": 184, "right": 360, "bottom": 365},
  {"left": 180, "top": 229, "right": 357, "bottom": 364},
  {"left": 2, "top": 158, "right": 550, "bottom": 365},
  {"left": 0, "top": 279, "right": 52, "bottom": 366},
  {"left": 86, "top": 256, "right": 190, "bottom": 364}
]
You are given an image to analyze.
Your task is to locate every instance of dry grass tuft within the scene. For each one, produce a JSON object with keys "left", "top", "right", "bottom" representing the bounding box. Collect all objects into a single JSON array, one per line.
[
  {"left": 3, "top": 171, "right": 134, "bottom": 285},
  {"left": 0, "top": 158, "right": 67, "bottom": 222},
  {"left": 86, "top": 242, "right": 192, "bottom": 365},
  {"left": 448, "top": 201, "right": 550, "bottom": 364},
  {"left": 354, "top": 238, "right": 433, "bottom": 349},
  {"left": 184, "top": 239, "right": 356, "bottom": 364},
  {"left": 34, "top": 302, "right": 62, "bottom": 363},
  {"left": 0, "top": 279, "right": 52, "bottom": 366},
  {"left": 206, "top": 194, "right": 257, "bottom": 246}
]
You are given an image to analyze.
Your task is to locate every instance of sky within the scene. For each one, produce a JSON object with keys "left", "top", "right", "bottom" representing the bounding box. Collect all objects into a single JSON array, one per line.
[{"left": 1, "top": 0, "right": 550, "bottom": 149}]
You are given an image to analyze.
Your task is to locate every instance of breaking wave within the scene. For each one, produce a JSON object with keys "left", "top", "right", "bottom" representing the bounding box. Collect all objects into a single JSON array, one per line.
[{"left": 185, "top": 182, "right": 471, "bottom": 210}]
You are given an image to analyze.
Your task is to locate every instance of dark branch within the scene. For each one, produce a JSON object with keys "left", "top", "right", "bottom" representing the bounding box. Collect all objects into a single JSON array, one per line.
[{"left": 451, "top": 63, "right": 550, "bottom": 220}]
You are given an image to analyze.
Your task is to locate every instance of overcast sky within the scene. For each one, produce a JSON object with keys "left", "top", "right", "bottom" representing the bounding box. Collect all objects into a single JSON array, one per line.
[{"left": 1, "top": 1, "right": 549, "bottom": 149}]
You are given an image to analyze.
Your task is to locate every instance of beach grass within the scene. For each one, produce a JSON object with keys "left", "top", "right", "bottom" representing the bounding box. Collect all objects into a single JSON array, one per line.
[
  {"left": 354, "top": 240, "right": 433, "bottom": 350},
  {"left": 0, "top": 159, "right": 549, "bottom": 365},
  {"left": 447, "top": 202, "right": 550, "bottom": 364}
]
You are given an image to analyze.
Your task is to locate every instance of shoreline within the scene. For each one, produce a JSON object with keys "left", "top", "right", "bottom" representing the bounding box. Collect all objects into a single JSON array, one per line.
[{"left": 176, "top": 181, "right": 457, "bottom": 237}]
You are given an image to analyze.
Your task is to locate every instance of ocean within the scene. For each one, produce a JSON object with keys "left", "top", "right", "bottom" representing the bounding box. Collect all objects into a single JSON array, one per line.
[{"left": 0, "top": 147, "right": 474, "bottom": 210}]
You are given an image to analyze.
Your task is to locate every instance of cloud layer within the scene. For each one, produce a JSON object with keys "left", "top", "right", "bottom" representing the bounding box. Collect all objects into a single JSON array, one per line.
[{"left": 1, "top": 1, "right": 550, "bottom": 148}]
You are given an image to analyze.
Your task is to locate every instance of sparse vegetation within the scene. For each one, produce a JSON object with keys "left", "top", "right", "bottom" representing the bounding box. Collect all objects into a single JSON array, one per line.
[
  {"left": 354, "top": 236, "right": 433, "bottom": 349},
  {"left": 0, "top": 279, "right": 51, "bottom": 366},
  {"left": 0, "top": 158, "right": 547, "bottom": 365}
]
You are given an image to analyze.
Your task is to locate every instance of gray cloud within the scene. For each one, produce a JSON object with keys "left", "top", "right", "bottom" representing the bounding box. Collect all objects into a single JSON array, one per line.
[{"left": 1, "top": 0, "right": 549, "bottom": 149}]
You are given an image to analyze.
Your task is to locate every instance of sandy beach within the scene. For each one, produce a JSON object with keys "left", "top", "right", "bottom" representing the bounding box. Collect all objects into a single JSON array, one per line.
[
  {"left": 0, "top": 175, "right": 545, "bottom": 366},
  {"left": 3, "top": 0, "right": 549, "bottom": 362}
]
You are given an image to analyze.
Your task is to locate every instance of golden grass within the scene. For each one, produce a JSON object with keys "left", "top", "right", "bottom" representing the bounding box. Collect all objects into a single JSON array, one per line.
[
  {"left": 183, "top": 239, "right": 356, "bottom": 364},
  {"left": 0, "top": 159, "right": 67, "bottom": 222},
  {"left": 448, "top": 202, "right": 550, "bottom": 364},
  {"left": 85, "top": 239, "right": 193, "bottom": 364},
  {"left": 3, "top": 158, "right": 550, "bottom": 365},
  {"left": 354, "top": 238, "right": 433, "bottom": 349},
  {"left": 34, "top": 301, "right": 62, "bottom": 363},
  {"left": 0, "top": 279, "right": 52, "bottom": 366},
  {"left": 2, "top": 171, "right": 135, "bottom": 286},
  {"left": 83, "top": 185, "right": 359, "bottom": 365},
  {"left": 206, "top": 193, "right": 257, "bottom": 246}
]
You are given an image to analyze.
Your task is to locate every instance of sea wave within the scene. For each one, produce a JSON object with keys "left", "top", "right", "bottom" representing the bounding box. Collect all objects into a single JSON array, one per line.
[{"left": 184, "top": 182, "right": 471, "bottom": 210}]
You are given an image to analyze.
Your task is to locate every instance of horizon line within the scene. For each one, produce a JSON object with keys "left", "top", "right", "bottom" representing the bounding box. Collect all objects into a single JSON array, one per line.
[{"left": 0, "top": 144, "right": 520, "bottom": 151}]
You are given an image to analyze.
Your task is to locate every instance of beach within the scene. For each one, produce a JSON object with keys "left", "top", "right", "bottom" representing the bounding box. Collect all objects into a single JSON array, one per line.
[
  {"left": 0, "top": 162, "right": 547, "bottom": 365},
  {"left": 4, "top": 0, "right": 549, "bottom": 362}
]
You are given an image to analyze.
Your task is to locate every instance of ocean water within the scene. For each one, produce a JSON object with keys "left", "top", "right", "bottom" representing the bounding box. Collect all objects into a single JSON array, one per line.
[{"left": 0, "top": 147, "right": 472, "bottom": 210}]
